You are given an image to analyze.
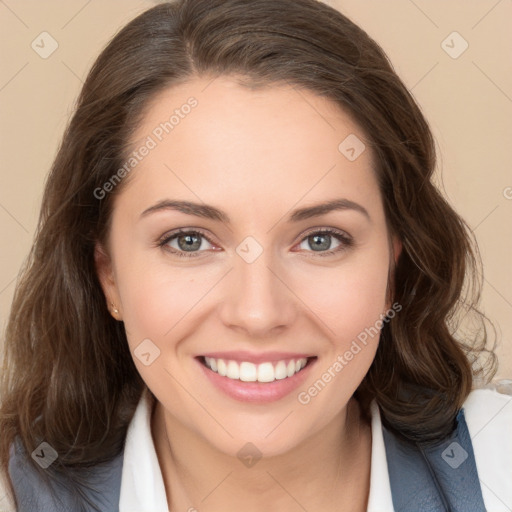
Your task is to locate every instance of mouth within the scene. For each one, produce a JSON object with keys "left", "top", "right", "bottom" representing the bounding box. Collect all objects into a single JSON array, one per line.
[
  {"left": 198, "top": 355, "right": 316, "bottom": 383},
  {"left": 195, "top": 354, "right": 317, "bottom": 403}
]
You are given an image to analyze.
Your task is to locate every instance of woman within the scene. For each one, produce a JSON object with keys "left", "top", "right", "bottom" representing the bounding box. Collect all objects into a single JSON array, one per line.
[{"left": 1, "top": 0, "right": 510, "bottom": 511}]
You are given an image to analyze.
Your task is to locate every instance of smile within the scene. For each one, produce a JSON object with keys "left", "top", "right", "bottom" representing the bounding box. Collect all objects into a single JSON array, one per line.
[
  {"left": 202, "top": 356, "right": 309, "bottom": 383},
  {"left": 196, "top": 353, "right": 317, "bottom": 403}
]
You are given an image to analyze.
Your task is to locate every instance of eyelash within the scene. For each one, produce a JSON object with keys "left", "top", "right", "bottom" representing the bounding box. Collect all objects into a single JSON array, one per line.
[{"left": 157, "top": 227, "right": 354, "bottom": 259}]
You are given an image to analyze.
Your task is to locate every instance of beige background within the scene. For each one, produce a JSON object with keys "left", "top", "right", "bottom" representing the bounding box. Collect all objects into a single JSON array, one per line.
[{"left": 1, "top": 0, "right": 511, "bottom": 382}]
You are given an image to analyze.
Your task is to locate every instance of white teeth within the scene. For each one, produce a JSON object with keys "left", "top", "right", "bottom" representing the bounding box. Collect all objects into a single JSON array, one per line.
[
  {"left": 287, "top": 360, "right": 295, "bottom": 377},
  {"left": 217, "top": 359, "right": 227, "bottom": 377},
  {"left": 203, "top": 356, "right": 309, "bottom": 383},
  {"left": 258, "top": 362, "right": 275, "bottom": 383},
  {"left": 239, "top": 362, "right": 257, "bottom": 382},
  {"left": 226, "top": 360, "right": 239, "bottom": 379},
  {"left": 275, "top": 361, "right": 287, "bottom": 380}
]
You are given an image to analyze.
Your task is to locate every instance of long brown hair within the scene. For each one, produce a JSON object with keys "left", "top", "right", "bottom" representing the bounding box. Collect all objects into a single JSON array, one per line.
[{"left": 0, "top": 0, "right": 497, "bottom": 506}]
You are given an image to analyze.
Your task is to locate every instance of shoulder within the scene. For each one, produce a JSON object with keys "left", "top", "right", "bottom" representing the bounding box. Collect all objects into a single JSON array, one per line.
[
  {"left": 463, "top": 384, "right": 512, "bottom": 437},
  {"left": 0, "top": 469, "right": 16, "bottom": 512},
  {"left": 462, "top": 385, "right": 512, "bottom": 512},
  {"left": 7, "top": 436, "right": 124, "bottom": 512},
  {"left": 7, "top": 436, "right": 72, "bottom": 511}
]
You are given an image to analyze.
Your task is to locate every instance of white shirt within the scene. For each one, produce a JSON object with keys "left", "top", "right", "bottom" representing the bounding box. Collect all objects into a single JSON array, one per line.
[
  {"left": 118, "top": 388, "right": 393, "bottom": 512},
  {"left": 118, "top": 386, "right": 512, "bottom": 512}
]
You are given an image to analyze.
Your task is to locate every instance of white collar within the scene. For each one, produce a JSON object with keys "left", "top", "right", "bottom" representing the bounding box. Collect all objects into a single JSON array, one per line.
[
  {"left": 367, "top": 399, "right": 394, "bottom": 511},
  {"left": 119, "top": 388, "right": 168, "bottom": 512},
  {"left": 119, "top": 389, "right": 394, "bottom": 512}
]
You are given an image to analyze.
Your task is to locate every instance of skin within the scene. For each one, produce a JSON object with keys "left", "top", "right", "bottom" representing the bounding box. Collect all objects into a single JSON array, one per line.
[{"left": 95, "top": 76, "right": 401, "bottom": 512}]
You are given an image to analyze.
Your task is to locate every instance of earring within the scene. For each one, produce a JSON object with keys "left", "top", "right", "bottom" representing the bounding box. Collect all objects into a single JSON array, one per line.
[{"left": 111, "top": 302, "right": 119, "bottom": 315}]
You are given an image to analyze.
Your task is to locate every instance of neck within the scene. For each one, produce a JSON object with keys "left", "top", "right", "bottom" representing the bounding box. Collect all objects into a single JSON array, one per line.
[{"left": 151, "top": 396, "right": 371, "bottom": 512}]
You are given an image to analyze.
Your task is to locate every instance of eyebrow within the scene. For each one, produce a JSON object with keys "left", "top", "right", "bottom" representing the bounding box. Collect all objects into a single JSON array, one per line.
[{"left": 140, "top": 198, "right": 370, "bottom": 223}]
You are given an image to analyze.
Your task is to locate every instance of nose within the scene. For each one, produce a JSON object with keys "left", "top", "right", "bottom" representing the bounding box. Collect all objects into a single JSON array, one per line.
[{"left": 218, "top": 247, "right": 298, "bottom": 338}]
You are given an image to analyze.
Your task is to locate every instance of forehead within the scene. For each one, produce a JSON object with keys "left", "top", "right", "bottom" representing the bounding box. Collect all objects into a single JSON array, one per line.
[{"left": 120, "top": 76, "right": 381, "bottom": 221}]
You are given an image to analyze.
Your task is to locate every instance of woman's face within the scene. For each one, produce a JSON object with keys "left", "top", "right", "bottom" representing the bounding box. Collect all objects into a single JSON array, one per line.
[{"left": 96, "top": 76, "right": 400, "bottom": 457}]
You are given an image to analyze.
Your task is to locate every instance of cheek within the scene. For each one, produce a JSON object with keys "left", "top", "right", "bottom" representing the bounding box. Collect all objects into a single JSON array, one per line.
[
  {"left": 294, "top": 271, "right": 387, "bottom": 424},
  {"left": 290, "top": 244, "right": 389, "bottom": 408},
  {"left": 115, "top": 260, "right": 212, "bottom": 345},
  {"left": 295, "top": 249, "right": 390, "bottom": 343},
  {"left": 113, "top": 261, "right": 216, "bottom": 396}
]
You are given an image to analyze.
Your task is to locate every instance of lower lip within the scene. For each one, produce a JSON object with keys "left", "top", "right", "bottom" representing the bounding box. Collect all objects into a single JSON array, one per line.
[{"left": 196, "top": 357, "right": 316, "bottom": 403}]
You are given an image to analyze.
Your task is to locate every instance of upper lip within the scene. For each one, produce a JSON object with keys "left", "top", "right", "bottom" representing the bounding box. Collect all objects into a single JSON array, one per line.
[{"left": 198, "top": 351, "right": 316, "bottom": 364}]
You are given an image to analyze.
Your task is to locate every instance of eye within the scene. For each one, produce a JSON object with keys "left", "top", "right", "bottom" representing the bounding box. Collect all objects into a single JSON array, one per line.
[
  {"left": 295, "top": 228, "right": 353, "bottom": 257},
  {"left": 157, "top": 227, "right": 353, "bottom": 259},
  {"left": 158, "top": 229, "right": 216, "bottom": 258}
]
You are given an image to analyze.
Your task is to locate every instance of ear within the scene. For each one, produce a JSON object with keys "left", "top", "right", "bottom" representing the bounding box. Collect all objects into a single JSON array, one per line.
[
  {"left": 94, "top": 242, "right": 123, "bottom": 320},
  {"left": 391, "top": 235, "right": 402, "bottom": 266},
  {"left": 384, "top": 234, "right": 403, "bottom": 313}
]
